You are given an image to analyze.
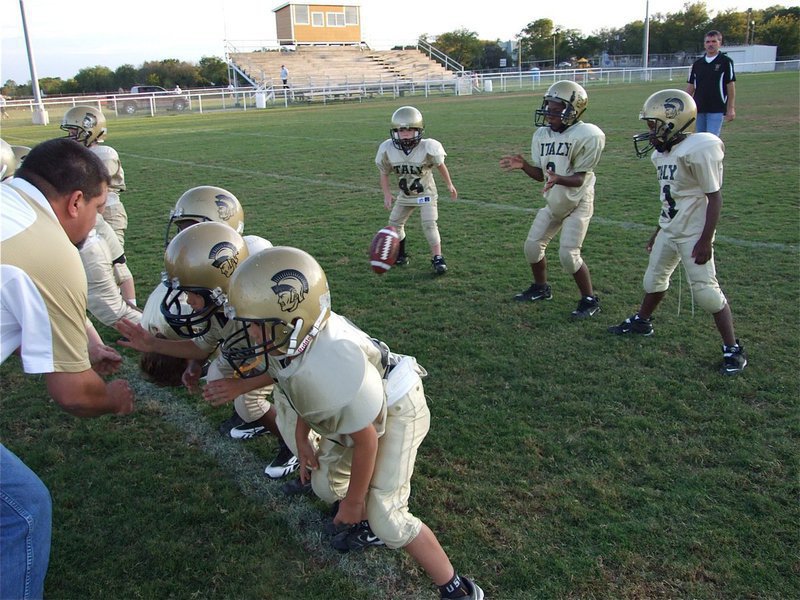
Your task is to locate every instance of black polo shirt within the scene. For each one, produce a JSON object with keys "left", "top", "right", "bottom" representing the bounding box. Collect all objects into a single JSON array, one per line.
[{"left": 687, "top": 52, "right": 736, "bottom": 114}]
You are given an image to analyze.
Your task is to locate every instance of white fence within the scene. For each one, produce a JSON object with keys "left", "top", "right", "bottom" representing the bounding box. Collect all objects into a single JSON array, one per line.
[{"left": 3, "top": 61, "right": 797, "bottom": 124}]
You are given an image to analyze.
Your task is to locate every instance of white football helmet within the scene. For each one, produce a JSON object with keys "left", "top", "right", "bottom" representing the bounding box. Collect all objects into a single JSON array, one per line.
[
  {"left": 160, "top": 221, "right": 249, "bottom": 338},
  {"left": 61, "top": 106, "right": 107, "bottom": 146},
  {"left": 390, "top": 106, "right": 424, "bottom": 154},
  {"left": 634, "top": 89, "right": 697, "bottom": 157},
  {"left": 165, "top": 185, "right": 245, "bottom": 246},
  {"left": 222, "top": 246, "right": 331, "bottom": 376},
  {"left": 534, "top": 80, "right": 588, "bottom": 128}
]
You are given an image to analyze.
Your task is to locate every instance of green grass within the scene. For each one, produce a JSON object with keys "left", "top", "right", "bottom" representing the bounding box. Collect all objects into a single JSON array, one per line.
[{"left": 1, "top": 72, "right": 798, "bottom": 599}]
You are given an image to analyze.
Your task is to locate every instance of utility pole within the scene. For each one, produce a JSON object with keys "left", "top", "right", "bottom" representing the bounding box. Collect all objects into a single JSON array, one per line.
[{"left": 18, "top": 0, "right": 49, "bottom": 125}]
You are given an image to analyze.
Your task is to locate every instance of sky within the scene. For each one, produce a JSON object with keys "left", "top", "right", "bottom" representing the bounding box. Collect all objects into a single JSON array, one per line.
[{"left": 1, "top": 0, "right": 787, "bottom": 83}]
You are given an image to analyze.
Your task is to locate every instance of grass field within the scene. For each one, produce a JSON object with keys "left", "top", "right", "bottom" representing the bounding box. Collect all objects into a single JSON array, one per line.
[{"left": 1, "top": 72, "right": 798, "bottom": 599}]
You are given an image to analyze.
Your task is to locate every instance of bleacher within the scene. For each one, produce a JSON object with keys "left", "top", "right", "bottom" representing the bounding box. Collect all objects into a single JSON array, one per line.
[{"left": 229, "top": 46, "right": 455, "bottom": 94}]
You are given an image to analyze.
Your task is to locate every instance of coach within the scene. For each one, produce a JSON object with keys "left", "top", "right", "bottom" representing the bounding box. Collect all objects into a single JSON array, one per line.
[
  {"left": 1, "top": 138, "right": 135, "bottom": 599},
  {"left": 686, "top": 29, "right": 736, "bottom": 136}
]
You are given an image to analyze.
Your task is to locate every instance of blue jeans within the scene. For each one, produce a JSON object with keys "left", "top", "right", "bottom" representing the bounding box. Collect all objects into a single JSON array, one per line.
[
  {"left": 695, "top": 113, "right": 724, "bottom": 137},
  {"left": 1, "top": 444, "right": 52, "bottom": 600}
]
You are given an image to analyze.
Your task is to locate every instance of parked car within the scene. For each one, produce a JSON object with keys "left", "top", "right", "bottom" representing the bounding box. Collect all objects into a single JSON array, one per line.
[{"left": 117, "top": 85, "right": 190, "bottom": 115}]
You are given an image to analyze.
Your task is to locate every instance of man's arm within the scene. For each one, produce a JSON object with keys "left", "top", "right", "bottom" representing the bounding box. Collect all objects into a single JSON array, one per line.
[
  {"left": 115, "top": 318, "right": 210, "bottom": 360},
  {"left": 45, "top": 369, "right": 134, "bottom": 417},
  {"left": 725, "top": 81, "right": 736, "bottom": 121},
  {"left": 334, "top": 424, "right": 378, "bottom": 525}
]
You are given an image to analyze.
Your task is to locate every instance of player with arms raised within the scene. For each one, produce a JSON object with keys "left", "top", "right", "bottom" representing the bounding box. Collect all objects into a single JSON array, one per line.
[
  {"left": 501, "top": 81, "right": 605, "bottom": 318},
  {"left": 608, "top": 89, "right": 747, "bottom": 375}
]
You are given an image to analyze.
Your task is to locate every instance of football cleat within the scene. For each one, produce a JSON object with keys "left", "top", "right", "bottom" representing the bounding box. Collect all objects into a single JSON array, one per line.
[
  {"left": 432, "top": 254, "right": 448, "bottom": 275},
  {"left": 394, "top": 252, "right": 410, "bottom": 266},
  {"left": 514, "top": 283, "right": 552, "bottom": 302},
  {"left": 264, "top": 441, "right": 299, "bottom": 479},
  {"left": 461, "top": 577, "right": 485, "bottom": 600},
  {"left": 218, "top": 411, "right": 268, "bottom": 439},
  {"left": 571, "top": 295, "right": 601, "bottom": 319},
  {"left": 720, "top": 341, "right": 747, "bottom": 375},
  {"left": 607, "top": 313, "right": 653, "bottom": 336},
  {"left": 331, "top": 520, "right": 385, "bottom": 553}
]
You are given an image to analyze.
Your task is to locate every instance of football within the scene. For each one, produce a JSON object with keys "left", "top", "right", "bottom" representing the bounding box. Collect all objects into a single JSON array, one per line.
[{"left": 369, "top": 226, "right": 400, "bottom": 274}]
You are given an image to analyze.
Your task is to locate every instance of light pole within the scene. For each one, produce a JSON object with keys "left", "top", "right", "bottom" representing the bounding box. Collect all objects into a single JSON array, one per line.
[
  {"left": 552, "top": 28, "right": 560, "bottom": 70},
  {"left": 18, "top": 0, "right": 48, "bottom": 125}
]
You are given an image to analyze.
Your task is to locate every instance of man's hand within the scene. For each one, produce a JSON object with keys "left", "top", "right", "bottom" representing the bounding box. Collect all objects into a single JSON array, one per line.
[
  {"left": 106, "top": 379, "right": 135, "bottom": 415},
  {"left": 89, "top": 342, "right": 123, "bottom": 375}
]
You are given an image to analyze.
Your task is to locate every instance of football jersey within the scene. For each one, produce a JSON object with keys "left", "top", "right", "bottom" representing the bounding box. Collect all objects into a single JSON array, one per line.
[
  {"left": 1, "top": 178, "right": 90, "bottom": 373},
  {"left": 91, "top": 144, "right": 125, "bottom": 193},
  {"left": 530, "top": 121, "right": 605, "bottom": 217},
  {"left": 268, "top": 312, "right": 387, "bottom": 447},
  {"left": 650, "top": 133, "right": 724, "bottom": 239},
  {"left": 375, "top": 138, "right": 447, "bottom": 206}
]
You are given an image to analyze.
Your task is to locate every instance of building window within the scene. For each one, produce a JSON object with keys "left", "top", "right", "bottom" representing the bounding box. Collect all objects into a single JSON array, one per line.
[
  {"left": 311, "top": 11, "right": 324, "bottom": 27},
  {"left": 326, "top": 11, "right": 345, "bottom": 27},
  {"left": 294, "top": 5, "right": 309, "bottom": 25},
  {"left": 344, "top": 6, "right": 359, "bottom": 25}
]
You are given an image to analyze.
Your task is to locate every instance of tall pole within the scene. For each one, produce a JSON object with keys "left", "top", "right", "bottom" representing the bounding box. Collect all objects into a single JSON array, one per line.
[
  {"left": 552, "top": 29, "right": 558, "bottom": 70},
  {"left": 642, "top": 0, "right": 651, "bottom": 81},
  {"left": 18, "top": 0, "right": 48, "bottom": 125}
]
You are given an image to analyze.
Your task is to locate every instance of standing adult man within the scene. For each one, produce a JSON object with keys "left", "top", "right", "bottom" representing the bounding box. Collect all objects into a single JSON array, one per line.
[
  {"left": 1, "top": 138, "right": 136, "bottom": 599},
  {"left": 686, "top": 30, "right": 736, "bottom": 136},
  {"left": 280, "top": 64, "right": 289, "bottom": 89}
]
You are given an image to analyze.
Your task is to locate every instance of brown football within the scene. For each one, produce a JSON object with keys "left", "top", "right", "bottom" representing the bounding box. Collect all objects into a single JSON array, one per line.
[{"left": 369, "top": 226, "right": 400, "bottom": 274}]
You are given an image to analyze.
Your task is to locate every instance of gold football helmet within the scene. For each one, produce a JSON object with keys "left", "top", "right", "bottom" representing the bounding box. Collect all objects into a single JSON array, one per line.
[
  {"left": 634, "top": 89, "right": 697, "bottom": 157},
  {"left": 534, "top": 80, "right": 588, "bottom": 128},
  {"left": 11, "top": 145, "right": 31, "bottom": 166},
  {"left": 390, "top": 106, "right": 424, "bottom": 154},
  {"left": 0, "top": 139, "right": 16, "bottom": 180},
  {"left": 160, "top": 221, "right": 249, "bottom": 338},
  {"left": 222, "top": 246, "right": 331, "bottom": 376},
  {"left": 165, "top": 185, "right": 245, "bottom": 246},
  {"left": 61, "top": 105, "right": 107, "bottom": 146}
]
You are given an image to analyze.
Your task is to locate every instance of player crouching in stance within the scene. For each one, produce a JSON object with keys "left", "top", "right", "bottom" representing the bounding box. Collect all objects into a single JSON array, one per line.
[
  {"left": 222, "top": 247, "right": 484, "bottom": 599},
  {"left": 608, "top": 89, "right": 747, "bottom": 375},
  {"left": 116, "top": 222, "right": 301, "bottom": 477},
  {"left": 376, "top": 106, "right": 458, "bottom": 275},
  {"left": 501, "top": 81, "right": 605, "bottom": 319}
]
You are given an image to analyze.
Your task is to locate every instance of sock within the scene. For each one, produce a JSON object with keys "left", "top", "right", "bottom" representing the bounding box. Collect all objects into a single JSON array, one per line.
[{"left": 439, "top": 572, "right": 469, "bottom": 598}]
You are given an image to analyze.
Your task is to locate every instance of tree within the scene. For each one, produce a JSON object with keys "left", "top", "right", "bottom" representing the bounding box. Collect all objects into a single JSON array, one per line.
[
  {"left": 758, "top": 11, "right": 800, "bottom": 55},
  {"left": 477, "top": 40, "right": 510, "bottom": 70},
  {"left": 114, "top": 64, "right": 138, "bottom": 91},
  {"left": 432, "top": 29, "right": 484, "bottom": 69},
  {"left": 74, "top": 65, "right": 115, "bottom": 93},
  {"left": 517, "top": 19, "right": 556, "bottom": 66},
  {"left": 198, "top": 56, "right": 228, "bottom": 86}
]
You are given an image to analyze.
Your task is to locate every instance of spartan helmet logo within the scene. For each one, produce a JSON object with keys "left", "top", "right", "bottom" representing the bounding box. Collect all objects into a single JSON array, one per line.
[
  {"left": 664, "top": 97, "right": 684, "bottom": 120},
  {"left": 81, "top": 112, "right": 98, "bottom": 130},
  {"left": 208, "top": 241, "right": 240, "bottom": 278},
  {"left": 271, "top": 269, "right": 309, "bottom": 313},
  {"left": 214, "top": 194, "right": 237, "bottom": 222}
]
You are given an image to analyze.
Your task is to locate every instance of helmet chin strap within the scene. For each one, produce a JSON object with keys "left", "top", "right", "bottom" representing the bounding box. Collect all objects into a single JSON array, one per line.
[{"left": 285, "top": 308, "right": 329, "bottom": 357}]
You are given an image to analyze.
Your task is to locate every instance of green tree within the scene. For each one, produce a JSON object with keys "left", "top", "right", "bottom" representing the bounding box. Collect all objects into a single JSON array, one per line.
[
  {"left": 758, "top": 11, "right": 800, "bottom": 55},
  {"left": 198, "top": 56, "right": 229, "bottom": 86},
  {"left": 476, "top": 40, "right": 510, "bottom": 70},
  {"left": 432, "top": 28, "right": 483, "bottom": 68},
  {"left": 114, "top": 64, "right": 138, "bottom": 91},
  {"left": 517, "top": 19, "right": 557, "bottom": 66},
  {"left": 74, "top": 65, "right": 115, "bottom": 93}
]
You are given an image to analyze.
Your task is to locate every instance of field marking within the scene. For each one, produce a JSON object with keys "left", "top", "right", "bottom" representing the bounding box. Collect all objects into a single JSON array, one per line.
[{"left": 124, "top": 152, "right": 798, "bottom": 252}]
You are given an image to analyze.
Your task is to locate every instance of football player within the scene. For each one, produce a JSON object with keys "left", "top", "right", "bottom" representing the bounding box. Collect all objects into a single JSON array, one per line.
[
  {"left": 116, "top": 223, "right": 301, "bottom": 478},
  {"left": 500, "top": 80, "right": 605, "bottom": 319},
  {"left": 221, "top": 246, "right": 484, "bottom": 600},
  {"left": 376, "top": 106, "right": 458, "bottom": 275},
  {"left": 61, "top": 106, "right": 129, "bottom": 248},
  {"left": 608, "top": 89, "right": 747, "bottom": 375}
]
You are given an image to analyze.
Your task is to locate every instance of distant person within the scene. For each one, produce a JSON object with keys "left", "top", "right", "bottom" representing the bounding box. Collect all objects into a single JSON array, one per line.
[
  {"left": 686, "top": 30, "right": 736, "bottom": 136},
  {"left": 500, "top": 81, "right": 605, "bottom": 319},
  {"left": 1, "top": 138, "right": 135, "bottom": 600},
  {"left": 280, "top": 65, "right": 289, "bottom": 88},
  {"left": 376, "top": 106, "right": 458, "bottom": 275},
  {"left": 174, "top": 84, "right": 182, "bottom": 94},
  {"left": 608, "top": 89, "right": 747, "bottom": 375}
]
